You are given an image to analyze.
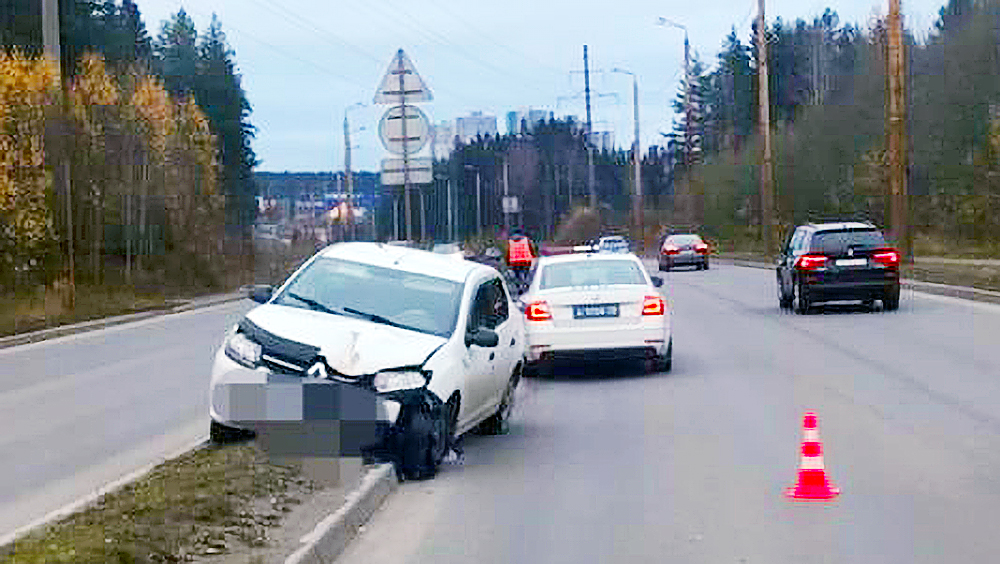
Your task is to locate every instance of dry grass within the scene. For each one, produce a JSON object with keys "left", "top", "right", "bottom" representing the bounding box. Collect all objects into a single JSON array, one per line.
[{"left": 0, "top": 444, "right": 316, "bottom": 564}]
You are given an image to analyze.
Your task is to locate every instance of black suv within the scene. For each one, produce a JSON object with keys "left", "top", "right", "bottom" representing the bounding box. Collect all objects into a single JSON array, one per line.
[{"left": 777, "top": 222, "right": 901, "bottom": 313}]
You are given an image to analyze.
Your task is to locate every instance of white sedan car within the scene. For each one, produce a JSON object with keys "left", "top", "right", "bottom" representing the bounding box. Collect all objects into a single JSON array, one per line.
[
  {"left": 518, "top": 252, "right": 671, "bottom": 375},
  {"left": 209, "top": 242, "right": 524, "bottom": 480}
]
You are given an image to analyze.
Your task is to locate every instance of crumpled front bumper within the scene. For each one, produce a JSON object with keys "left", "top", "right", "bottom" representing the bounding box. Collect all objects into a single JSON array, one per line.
[{"left": 210, "top": 353, "right": 403, "bottom": 457}]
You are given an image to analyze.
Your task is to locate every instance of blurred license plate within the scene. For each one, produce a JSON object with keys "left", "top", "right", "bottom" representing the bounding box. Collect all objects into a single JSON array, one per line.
[
  {"left": 836, "top": 258, "right": 868, "bottom": 267},
  {"left": 682, "top": 249, "right": 694, "bottom": 255},
  {"left": 574, "top": 304, "right": 619, "bottom": 318}
]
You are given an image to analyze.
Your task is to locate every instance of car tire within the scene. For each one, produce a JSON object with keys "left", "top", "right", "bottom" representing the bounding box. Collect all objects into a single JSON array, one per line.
[
  {"left": 703, "top": 259, "right": 710, "bottom": 270},
  {"left": 778, "top": 276, "right": 793, "bottom": 310},
  {"left": 794, "top": 281, "right": 811, "bottom": 314},
  {"left": 479, "top": 366, "right": 520, "bottom": 435},
  {"left": 883, "top": 287, "right": 900, "bottom": 311},
  {"left": 398, "top": 399, "right": 449, "bottom": 481},
  {"left": 210, "top": 420, "right": 255, "bottom": 444}
]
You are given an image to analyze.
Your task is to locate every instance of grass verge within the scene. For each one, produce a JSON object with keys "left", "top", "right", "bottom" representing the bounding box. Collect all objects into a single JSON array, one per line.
[{"left": 0, "top": 443, "right": 317, "bottom": 564}]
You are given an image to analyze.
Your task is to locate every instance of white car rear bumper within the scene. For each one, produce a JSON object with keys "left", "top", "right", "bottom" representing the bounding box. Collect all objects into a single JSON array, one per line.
[{"left": 524, "top": 322, "right": 670, "bottom": 362}]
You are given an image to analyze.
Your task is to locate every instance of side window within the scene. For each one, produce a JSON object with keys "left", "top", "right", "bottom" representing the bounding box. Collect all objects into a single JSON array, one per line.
[
  {"left": 490, "top": 278, "right": 509, "bottom": 326},
  {"left": 790, "top": 230, "right": 807, "bottom": 254},
  {"left": 469, "top": 283, "right": 492, "bottom": 331}
]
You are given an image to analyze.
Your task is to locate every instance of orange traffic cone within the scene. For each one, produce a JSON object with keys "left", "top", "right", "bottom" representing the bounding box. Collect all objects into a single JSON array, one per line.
[{"left": 786, "top": 411, "right": 840, "bottom": 501}]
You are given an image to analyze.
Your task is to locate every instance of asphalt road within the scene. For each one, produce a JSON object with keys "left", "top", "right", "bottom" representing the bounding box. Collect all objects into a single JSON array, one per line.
[
  {"left": 0, "top": 299, "right": 254, "bottom": 541},
  {"left": 337, "top": 262, "right": 1000, "bottom": 564}
]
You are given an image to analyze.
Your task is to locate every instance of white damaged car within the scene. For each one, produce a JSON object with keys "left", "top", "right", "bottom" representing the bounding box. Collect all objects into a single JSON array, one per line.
[{"left": 210, "top": 242, "right": 524, "bottom": 480}]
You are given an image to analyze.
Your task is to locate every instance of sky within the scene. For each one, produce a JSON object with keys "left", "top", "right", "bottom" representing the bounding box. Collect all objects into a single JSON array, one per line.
[{"left": 137, "top": 0, "right": 947, "bottom": 173}]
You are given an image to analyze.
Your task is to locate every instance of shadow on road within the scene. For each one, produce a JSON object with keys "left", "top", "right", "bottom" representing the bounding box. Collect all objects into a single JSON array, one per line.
[{"left": 531, "top": 359, "right": 657, "bottom": 382}]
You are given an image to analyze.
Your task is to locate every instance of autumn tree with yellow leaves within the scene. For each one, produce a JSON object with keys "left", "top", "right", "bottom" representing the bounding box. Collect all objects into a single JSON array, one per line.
[{"left": 0, "top": 49, "right": 222, "bottom": 292}]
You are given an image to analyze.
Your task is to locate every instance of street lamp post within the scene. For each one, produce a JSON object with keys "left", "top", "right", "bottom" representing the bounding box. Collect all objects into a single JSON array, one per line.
[
  {"left": 657, "top": 17, "right": 695, "bottom": 228},
  {"left": 612, "top": 68, "right": 642, "bottom": 252},
  {"left": 343, "top": 102, "right": 365, "bottom": 240}
]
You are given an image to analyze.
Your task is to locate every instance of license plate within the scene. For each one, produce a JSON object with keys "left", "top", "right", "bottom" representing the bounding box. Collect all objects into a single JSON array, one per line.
[
  {"left": 682, "top": 249, "right": 694, "bottom": 255},
  {"left": 574, "top": 304, "right": 619, "bottom": 318},
  {"left": 836, "top": 258, "right": 868, "bottom": 267}
]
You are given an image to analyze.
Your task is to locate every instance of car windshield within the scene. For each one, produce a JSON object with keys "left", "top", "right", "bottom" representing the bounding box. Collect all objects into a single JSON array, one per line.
[
  {"left": 810, "top": 229, "right": 886, "bottom": 254},
  {"left": 539, "top": 260, "right": 647, "bottom": 289},
  {"left": 666, "top": 235, "right": 702, "bottom": 245},
  {"left": 273, "top": 257, "right": 463, "bottom": 337}
]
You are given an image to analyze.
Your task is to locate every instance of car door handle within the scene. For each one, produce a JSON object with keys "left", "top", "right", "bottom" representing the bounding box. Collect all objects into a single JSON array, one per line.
[
  {"left": 489, "top": 352, "right": 495, "bottom": 360},
  {"left": 510, "top": 337, "right": 516, "bottom": 346}
]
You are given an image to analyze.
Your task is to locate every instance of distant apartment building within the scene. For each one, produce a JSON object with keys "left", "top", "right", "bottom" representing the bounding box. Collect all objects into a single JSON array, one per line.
[
  {"left": 431, "top": 121, "right": 456, "bottom": 160},
  {"left": 506, "top": 107, "right": 554, "bottom": 134},
  {"left": 455, "top": 111, "right": 497, "bottom": 142},
  {"left": 590, "top": 131, "right": 614, "bottom": 152}
]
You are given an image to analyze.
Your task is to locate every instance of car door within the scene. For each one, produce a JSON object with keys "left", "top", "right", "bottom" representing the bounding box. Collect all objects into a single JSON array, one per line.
[
  {"left": 486, "top": 277, "right": 519, "bottom": 404},
  {"left": 463, "top": 279, "right": 500, "bottom": 423}
]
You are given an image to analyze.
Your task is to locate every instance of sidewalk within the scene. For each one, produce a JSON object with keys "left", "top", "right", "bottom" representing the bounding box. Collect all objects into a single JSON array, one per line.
[{"left": 0, "top": 288, "right": 250, "bottom": 350}]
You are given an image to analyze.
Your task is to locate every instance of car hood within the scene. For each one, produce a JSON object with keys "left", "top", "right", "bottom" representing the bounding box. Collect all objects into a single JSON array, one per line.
[{"left": 245, "top": 304, "right": 448, "bottom": 376}]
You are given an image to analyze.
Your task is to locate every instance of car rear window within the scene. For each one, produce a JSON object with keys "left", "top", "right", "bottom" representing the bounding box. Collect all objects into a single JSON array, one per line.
[
  {"left": 539, "top": 260, "right": 647, "bottom": 289},
  {"left": 666, "top": 235, "right": 702, "bottom": 245},
  {"left": 809, "top": 229, "right": 886, "bottom": 255}
]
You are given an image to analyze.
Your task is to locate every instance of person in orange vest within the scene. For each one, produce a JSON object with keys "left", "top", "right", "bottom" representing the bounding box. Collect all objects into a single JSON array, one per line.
[{"left": 505, "top": 230, "right": 537, "bottom": 288}]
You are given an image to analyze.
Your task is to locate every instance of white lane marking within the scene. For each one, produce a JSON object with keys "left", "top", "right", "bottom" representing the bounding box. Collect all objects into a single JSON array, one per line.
[
  {"left": 0, "top": 427, "right": 208, "bottom": 547},
  {"left": 0, "top": 299, "right": 251, "bottom": 356}
]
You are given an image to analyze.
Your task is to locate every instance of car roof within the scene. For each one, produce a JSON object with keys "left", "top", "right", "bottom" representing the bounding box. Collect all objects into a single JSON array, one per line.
[
  {"left": 536, "top": 252, "right": 642, "bottom": 266},
  {"left": 316, "top": 242, "right": 493, "bottom": 283},
  {"left": 804, "top": 221, "right": 877, "bottom": 232}
]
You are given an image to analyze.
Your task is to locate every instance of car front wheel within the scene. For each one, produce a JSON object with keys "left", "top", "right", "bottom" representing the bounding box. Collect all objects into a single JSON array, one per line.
[
  {"left": 209, "top": 420, "right": 255, "bottom": 444},
  {"left": 397, "top": 399, "right": 450, "bottom": 481}
]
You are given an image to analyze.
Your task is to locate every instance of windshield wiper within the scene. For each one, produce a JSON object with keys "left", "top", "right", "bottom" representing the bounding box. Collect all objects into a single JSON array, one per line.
[
  {"left": 285, "top": 292, "right": 341, "bottom": 316},
  {"left": 342, "top": 306, "right": 418, "bottom": 332}
]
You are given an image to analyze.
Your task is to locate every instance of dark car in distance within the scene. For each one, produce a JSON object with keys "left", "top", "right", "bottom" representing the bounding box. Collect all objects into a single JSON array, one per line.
[
  {"left": 776, "top": 222, "right": 901, "bottom": 313},
  {"left": 659, "top": 234, "right": 710, "bottom": 271}
]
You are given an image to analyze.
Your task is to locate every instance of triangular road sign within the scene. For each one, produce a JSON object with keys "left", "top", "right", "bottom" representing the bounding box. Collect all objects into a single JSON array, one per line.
[{"left": 373, "top": 49, "right": 432, "bottom": 104}]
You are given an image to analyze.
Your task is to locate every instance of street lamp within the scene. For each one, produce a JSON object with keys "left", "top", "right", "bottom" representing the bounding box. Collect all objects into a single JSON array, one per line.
[
  {"left": 464, "top": 164, "right": 482, "bottom": 240},
  {"left": 344, "top": 102, "right": 366, "bottom": 240},
  {"left": 611, "top": 67, "right": 642, "bottom": 251},
  {"left": 657, "top": 17, "right": 696, "bottom": 228}
]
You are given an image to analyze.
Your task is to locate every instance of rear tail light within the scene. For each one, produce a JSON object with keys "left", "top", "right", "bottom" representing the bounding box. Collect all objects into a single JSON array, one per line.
[
  {"left": 795, "top": 254, "right": 828, "bottom": 271},
  {"left": 695, "top": 243, "right": 709, "bottom": 254},
  {"left": 662, "top": 244, "right": 679, "bottom": 255},
  {"left": 872, "top": 249, "right": 900, "bottom": 268},
  {"left": 525, "top": 300, "right": 552, "bottom": 321},
  {"left": 642, "top": 295, "right": 666, "bottom": 316}
]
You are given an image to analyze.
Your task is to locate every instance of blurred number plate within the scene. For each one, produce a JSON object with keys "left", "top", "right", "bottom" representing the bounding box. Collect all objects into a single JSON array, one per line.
[
  {"left": 836, "top": 258, "right": 868, "bottom": 267},
  {"left": 574, "top": 304, "right": 619, "bottom": 318},
  {"left": 681, "top": 249, "right": 694, "bottom": 255}
]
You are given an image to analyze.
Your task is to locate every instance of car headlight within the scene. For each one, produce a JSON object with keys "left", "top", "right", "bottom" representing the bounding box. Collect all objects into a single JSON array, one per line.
[
  {"left": 373, "top": 370, "right": 427, "bottom": 393},
  {"left": 225, "top": 332, "right": 262, "bottom": 368}
]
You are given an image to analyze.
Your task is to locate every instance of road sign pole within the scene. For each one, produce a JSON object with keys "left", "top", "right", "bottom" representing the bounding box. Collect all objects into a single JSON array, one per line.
[{"left": 398, "top": 56, "right": 413, "bottom": 242}]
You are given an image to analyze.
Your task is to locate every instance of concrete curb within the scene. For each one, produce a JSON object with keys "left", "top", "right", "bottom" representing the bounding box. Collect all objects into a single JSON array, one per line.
[
  {"left": 0, "top": 289, "right": 250, "bottom": 350},
  {"left": 714, "top": 257, "right": 1000, "bottom": 306},
  {"left": 285, "top": 464, "right": 398, "bottom": 564}
]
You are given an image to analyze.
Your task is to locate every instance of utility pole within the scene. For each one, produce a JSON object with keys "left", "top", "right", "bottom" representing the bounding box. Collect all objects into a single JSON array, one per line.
[
  {"left": 475, "top": 169, "right": 482, "bottom": 239},
  {"left": 757, "top": 0, "right": 776, "bottom": 255},
  {"left": 584, "top": 45, "right": 597, "bottom": 208},
  {"left": 503, "top": 156, "right": 511, "bottom": 234},
  {"left": 43, "top": 0, "right": 75, "bottom": 309},
  {"left": 887, "top": 0, "right": 909, "bottom": 260},
  {"left": 343, "top": 114, "right": 354, "bottom": 241},
  {"left": 419, "top": 188, "right": 426, "bottom": 241},
  {"left": 447, "top": 177, "right": 454, "bottom": 242}
]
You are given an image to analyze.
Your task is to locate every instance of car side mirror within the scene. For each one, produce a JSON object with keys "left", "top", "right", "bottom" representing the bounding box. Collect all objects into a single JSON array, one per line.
[
  {"left": 249, "top": 285, "right": 273, "bottom": 304},
  {"left": 465, "top": 328, "right": 499, "bottom": 348},
  {"left": 651, "top": 276, "right": 664, "bottom": 288}
]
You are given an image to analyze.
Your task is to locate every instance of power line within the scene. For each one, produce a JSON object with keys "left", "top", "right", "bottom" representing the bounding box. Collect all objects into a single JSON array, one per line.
[{"left": 246, "top": 0, "right": 384, "bottom": 64}]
